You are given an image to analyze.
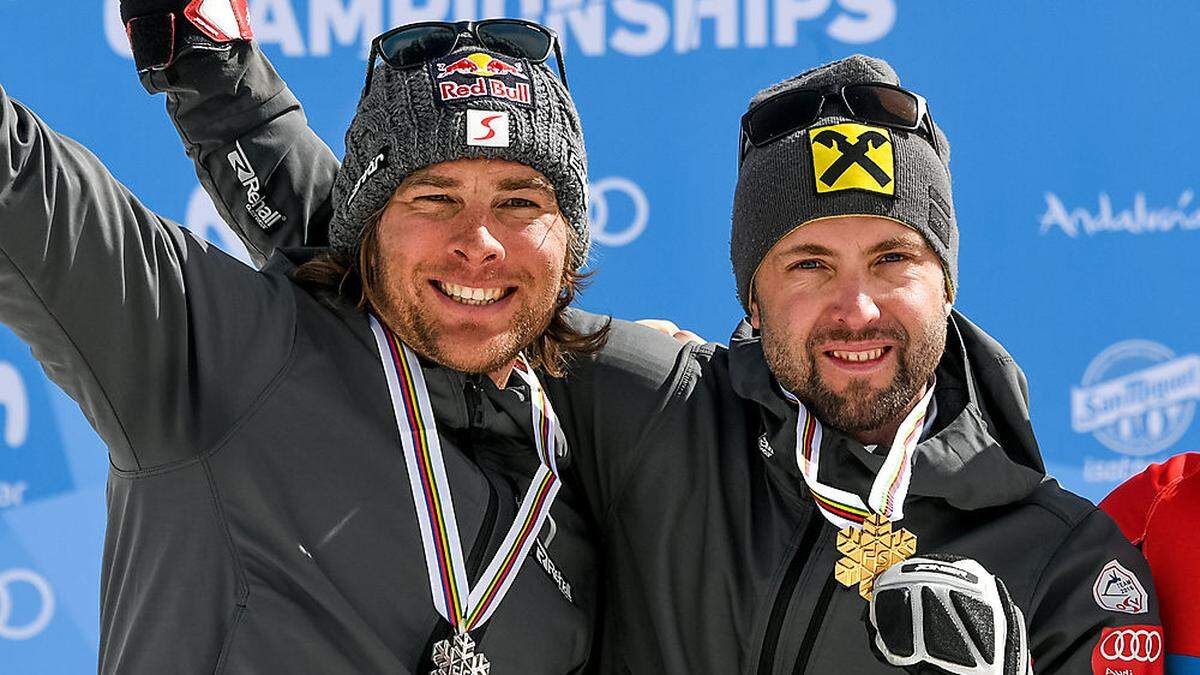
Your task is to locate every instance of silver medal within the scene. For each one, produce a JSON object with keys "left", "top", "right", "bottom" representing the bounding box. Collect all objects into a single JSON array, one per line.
[{"left": 431, "top": 632, "right": 490, "bottom": 675}]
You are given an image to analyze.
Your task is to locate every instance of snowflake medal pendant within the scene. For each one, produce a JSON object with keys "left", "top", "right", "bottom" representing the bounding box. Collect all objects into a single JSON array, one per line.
[
  {"left": 431, "top": 631, "right": 491, "bottom": 675},
  {"left": 834, "top": 513, "right": 917, "bottom": 601}
]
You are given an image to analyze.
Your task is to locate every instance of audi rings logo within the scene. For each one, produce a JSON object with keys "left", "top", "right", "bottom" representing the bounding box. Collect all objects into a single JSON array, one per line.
[
  {"left": 589, "top": 177, "right": 649, "bottom": 247},
  {"left": 0, "top": 568, "right": 55, "bottom": 640},
  {"left": 1100, "top": 627, "right": 1163, "bottom": 662}
]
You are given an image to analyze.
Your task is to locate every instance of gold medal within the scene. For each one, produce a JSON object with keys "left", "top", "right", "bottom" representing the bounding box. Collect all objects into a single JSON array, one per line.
[{"left": 834, "top": 514, "right": 917, "bottom": 600}]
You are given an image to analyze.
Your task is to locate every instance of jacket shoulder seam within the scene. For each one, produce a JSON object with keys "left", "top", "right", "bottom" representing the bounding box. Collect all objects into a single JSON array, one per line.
[
  {"left": 201, "top": 456, "right": 251, "bottom": 605},
  {"left": 110, "top": 284, "right": 301, "bottom": 479},
  {"left": 1028, "top": 503, "right": 1100, "bottom": 598},
  {"left": 0, "top": 244, "right": 142, "bottom": 469},
  {"left": 1138, "top": 468, "right": 1198, "bottom": 545},
  {"left": 600, "top": 342, "right": 704, "bottom": 526}
]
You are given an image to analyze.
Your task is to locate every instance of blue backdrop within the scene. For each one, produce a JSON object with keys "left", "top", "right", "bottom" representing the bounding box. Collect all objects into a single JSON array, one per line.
[{"left": 1, "top": 1, "right": 1198, "bottom": 669}]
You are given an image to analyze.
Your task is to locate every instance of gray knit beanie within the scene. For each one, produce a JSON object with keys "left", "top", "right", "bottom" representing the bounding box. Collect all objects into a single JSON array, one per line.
[
  {"left": 731, "top": 54, "right": 956, "bottom": 312},
  {"left": 331, "top": 42, "right": 590, "bottom": 269}
]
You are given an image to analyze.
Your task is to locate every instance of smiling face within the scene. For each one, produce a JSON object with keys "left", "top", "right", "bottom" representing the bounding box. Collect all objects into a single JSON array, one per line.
[
  {"left": 364, "top": 158, "right": 570, "bottom": 378},
  {"left": 750, "top": 216, "right": 951, "bottom": 445}
]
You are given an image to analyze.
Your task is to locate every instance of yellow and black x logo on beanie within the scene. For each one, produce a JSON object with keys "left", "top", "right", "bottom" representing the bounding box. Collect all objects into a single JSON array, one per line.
[{"left": 809, "top": 122, "right": 895, "bottom": 196}]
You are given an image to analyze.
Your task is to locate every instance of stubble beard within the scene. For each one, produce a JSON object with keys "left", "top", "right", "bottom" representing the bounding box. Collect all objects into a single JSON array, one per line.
[
  {"left": 369, "top": 251, "right": 561, "bottom": 375},
  {"left": 761, "top": 311, "right": 947, "bottom": 439}
]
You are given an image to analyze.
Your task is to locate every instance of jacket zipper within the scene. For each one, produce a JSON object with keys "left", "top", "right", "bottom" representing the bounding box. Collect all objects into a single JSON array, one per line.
[
  {"left": 757, "top": 512, "right": 825, "bottom": 674},
  {"left": 790, "top": 573, "right": 837, "bottom": 674},
  {"left": 465, "top": 375, "right": 487, "bottom": 431},
  {"left": 417, "top": 376, "right": 500, "bottom": 670}
]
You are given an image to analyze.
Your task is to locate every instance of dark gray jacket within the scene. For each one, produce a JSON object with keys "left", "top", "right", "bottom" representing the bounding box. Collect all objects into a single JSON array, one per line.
[
  {"left": 556, "top": 311, "right": 1159, "bottom": 673},
  {"left": 0, "top": 85, "right": 596, "bottom": 673},
  {"left": 145, "top": 42, "right": 1161, "bottom": 673}
]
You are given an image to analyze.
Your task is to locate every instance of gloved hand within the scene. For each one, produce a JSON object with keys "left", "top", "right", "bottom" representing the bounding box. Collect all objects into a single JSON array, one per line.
[
  {"left": 868, "top": 555, "right": 1032, "bottom": 675},
  {"left": 120, "top": 0, "right": 252, "bottom": 72}
]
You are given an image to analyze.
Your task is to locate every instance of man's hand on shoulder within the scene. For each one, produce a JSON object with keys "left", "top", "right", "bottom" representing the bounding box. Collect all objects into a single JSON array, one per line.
[
  {"left": 635, "top": 319, "right": 707, "bottom": 347},
  {"left": 120, "top": 0, "right": 253, "bottom": 72}
]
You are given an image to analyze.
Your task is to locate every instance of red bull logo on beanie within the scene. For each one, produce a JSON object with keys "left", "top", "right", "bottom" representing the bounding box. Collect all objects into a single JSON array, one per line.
[
  {"left": 430, "top": 51, "right": 535, "bottom": 110},
  {"left": 435, "top": 52, "right": 529, "bottom": 80}
]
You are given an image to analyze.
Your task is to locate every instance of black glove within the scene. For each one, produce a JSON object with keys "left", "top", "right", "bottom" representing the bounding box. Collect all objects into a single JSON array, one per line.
[
  {"left": 868, "top": 555, "right": 1031, "bottom": 675},
  {"left": 119, "top": 0, "right": 253, "bottom": 72}
]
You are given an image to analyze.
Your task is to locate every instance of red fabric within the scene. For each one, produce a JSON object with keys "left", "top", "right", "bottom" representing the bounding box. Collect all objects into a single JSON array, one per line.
[
  {"left": 184, "top": 0, "right": 252, "bottom": 42},
  {"left": 1091, "top": 625, "right": 1164, "bottom": 674},
  {"left": 1101, "top": 453, "right": 1200, "bottom": 658}
]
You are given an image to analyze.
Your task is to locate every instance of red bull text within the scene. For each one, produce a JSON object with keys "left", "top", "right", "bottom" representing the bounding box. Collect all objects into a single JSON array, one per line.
[{"left": 439, "top": 78, "right": 532, "bottom": 106}]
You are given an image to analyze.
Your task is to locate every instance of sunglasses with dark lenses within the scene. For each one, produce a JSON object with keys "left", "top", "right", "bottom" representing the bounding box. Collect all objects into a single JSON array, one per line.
[
  {"left": 363, "top": 19, "right": 567, "bottom": 94},
  {"left": 740, "top": 83, "right": 939, "bottom": 160}
]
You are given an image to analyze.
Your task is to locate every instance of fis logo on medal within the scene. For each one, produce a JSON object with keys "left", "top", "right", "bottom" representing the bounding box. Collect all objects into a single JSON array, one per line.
[{"left": 808, "top": 123, "right": 895, "bottom": 196}]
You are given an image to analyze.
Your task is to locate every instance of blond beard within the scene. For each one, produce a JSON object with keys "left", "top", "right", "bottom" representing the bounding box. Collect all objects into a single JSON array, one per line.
[{"left": 366, "top": 248, "right": 561, "bottom": 375}]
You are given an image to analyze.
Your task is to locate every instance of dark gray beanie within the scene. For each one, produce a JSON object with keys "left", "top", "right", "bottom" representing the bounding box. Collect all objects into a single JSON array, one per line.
[
  {"left": 731, "top": 54, "right": 957, "bottom": 312},
  {"left": 331, "top": 43, "right": 590, "bottom": 269}
]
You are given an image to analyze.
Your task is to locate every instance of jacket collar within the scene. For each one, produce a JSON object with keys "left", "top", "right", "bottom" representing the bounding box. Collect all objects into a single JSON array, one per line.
[{"left": 730, "top": 310, "right": 1045, "bottom": 511}]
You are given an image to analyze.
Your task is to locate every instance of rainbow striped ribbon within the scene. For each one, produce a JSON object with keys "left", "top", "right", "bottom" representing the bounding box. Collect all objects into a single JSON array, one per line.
[
  {"left": 784, "top": 384, "right": 936, "bottom": 530},
  {"left": 369, "top": 316, "right": 563, "bottom": 634}
]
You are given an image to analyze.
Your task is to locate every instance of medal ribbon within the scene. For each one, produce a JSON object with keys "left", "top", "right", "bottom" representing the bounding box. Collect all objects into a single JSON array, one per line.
[
  {"left": 370, "top": 316, "right": 563, "bottom": 633},
  {"left": 784, "top": 385, "right": 936, "bottom": 530}
]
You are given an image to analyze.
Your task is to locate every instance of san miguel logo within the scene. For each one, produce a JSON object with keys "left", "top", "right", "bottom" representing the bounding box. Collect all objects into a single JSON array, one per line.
[
  {"left": 430, "top": 51, "right": 534, "bottom": 109},
  {"left": 1072, "top": 340, "right": 1199, "bottom": 457},
  {"left": 808, "top": 123, "right": 895, "bottom": 196}
]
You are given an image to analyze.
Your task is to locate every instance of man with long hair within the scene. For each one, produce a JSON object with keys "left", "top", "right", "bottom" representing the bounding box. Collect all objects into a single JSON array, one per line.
[{"left": 0, "top": 8, "right": 628, "bottom": 672}]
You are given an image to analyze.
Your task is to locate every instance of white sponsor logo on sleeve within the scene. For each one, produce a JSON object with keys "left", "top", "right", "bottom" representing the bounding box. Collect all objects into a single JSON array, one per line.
[
  {"left": 226, "top": 142, "right": 287, "bottom": 231},
  {"left": 1100, "top": 627, "right": 1163, "bottom": 662},
  {"left": 1092, "top": 560, "right": 1148, "bottom": 615}
]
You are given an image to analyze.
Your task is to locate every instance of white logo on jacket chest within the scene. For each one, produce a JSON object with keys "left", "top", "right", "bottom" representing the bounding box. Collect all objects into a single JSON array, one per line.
[
  {"left": 534, "top": 540, "right": 573, "bottom": 603},
  {"left": 758, "top": 433, "right": 774, "bottom": 458}
]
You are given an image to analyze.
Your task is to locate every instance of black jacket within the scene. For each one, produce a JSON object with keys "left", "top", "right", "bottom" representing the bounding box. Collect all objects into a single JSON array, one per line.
[
  {"left": 0, "top": 87, "right": 595, "bottom": 673},
  {"left": 145, "top": 41, "right": 1161, "bottom": 673},
  {"left": 550, "top": 311, "right": 1159, "bottom": 673}
]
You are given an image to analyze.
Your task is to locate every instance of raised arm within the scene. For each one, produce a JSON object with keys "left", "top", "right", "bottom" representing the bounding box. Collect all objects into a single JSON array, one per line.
[
  {"left": 122, "top": 0, "right": 338, "bottom": 266},
  {"left": 0, "top": 84, "right": 294, "bottom": 471}
]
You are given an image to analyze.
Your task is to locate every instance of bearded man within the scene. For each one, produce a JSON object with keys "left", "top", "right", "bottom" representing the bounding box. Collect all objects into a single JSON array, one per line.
[
  {"left": 113, "top": 3, "right": 1164, "bottom": 673},
  {"left": 0, "top": 13, "right": 616, "bottom": 674}
]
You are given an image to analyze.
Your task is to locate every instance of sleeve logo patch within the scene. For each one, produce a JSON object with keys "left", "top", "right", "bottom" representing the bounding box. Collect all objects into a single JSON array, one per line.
[
  {"left": 1091, "top": 625, "right": 1163, "bottom": 674},
  {"left": 808, "top": 122, "right": 895, "bottom": 196},
  {"left": 466, "top": 110, "right": 510, "bottom": 148},
  {"left": 225, "top": 141, "right": 286, "bottom": 231},
  {"left": 1092, "top": 560, "right": 1149, "bottom": 615},
  {"left": 430, "top": 51, "right": 534, "bottom": 110}
]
